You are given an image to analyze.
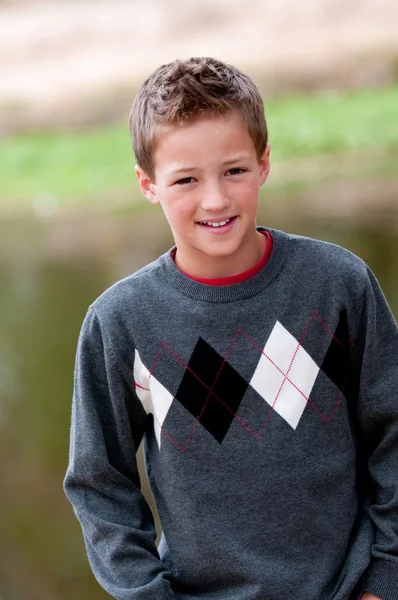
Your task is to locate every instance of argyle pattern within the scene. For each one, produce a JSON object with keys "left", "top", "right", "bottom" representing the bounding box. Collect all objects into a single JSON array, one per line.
[{"left": 133, "top": 310, "right": 352, "bottom": 450}]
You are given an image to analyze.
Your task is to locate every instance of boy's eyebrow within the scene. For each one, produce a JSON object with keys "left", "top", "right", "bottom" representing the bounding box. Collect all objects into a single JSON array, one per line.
[
  {"left": 168, "top": 166, "right": 196, "bottom": 175},
  {"left": 168, "top": 155, "right": 252, "bottom": 176},
  {"left": 222, "top": 154, "right": 251, "bottom": 165}
]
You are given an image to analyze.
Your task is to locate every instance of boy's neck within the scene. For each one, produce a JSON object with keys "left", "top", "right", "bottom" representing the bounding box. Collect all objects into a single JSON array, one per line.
[{"left": 174, "top": 230, "right": 267, "bottom": 280}]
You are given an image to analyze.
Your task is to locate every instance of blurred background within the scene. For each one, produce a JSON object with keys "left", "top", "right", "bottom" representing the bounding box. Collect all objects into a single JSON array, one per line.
[{"left": 1, "top": 0, "right": 398, "bottom": 598}]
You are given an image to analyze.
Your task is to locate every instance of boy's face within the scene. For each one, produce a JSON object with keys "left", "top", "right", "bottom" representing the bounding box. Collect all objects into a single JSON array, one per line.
[{"left": 136, "top": 110, "right": 270, "bottom": 278}]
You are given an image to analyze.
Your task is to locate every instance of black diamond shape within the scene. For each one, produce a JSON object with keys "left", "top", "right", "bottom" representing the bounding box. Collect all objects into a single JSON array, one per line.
[
  {"left": 321, "top": 309, "right": 350, "bottom": 391},
  {"left": 175, "top": 337, "right": 248, "bottom": 443}
]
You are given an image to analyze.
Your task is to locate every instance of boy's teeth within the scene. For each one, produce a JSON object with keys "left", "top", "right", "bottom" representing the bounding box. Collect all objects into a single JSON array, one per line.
[{"left": 201, "top": 218, "right": 231, "bottom": 227}]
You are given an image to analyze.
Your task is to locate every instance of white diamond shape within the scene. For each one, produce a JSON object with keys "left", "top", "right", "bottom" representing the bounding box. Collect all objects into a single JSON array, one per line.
[
  {"left": 133, "top": 349, "right": 173, "bottom": 449},
  {"left": 250, "top": 321, "right": 319, "bottom": 429}
]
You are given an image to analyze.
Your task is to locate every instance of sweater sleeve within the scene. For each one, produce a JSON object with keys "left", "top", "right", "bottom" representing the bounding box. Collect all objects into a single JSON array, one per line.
[
  {"left": 355, "top": 267, "right": 398, "bottom": 600},
  {"left": 63, "top": 307, "right": 176, "bottom": 600}
]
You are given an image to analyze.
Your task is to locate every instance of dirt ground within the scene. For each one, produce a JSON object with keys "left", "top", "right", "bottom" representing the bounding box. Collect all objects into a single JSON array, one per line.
[{"left": 1, "top": 0, "right": 398, "bottom": 134}]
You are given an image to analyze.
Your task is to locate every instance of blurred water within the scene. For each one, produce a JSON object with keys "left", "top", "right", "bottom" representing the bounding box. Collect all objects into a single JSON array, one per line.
[{"left": 0, "top": 199, "right": 397, "bottom": 599}]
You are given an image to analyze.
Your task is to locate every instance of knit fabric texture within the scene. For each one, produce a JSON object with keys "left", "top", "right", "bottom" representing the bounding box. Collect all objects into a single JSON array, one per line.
[{"left": 64, "top": 227, "right": 398, "bottom": 600}]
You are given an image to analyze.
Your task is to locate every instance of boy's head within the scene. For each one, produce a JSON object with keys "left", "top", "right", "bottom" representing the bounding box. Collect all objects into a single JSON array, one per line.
[
  {"left": 129, "top": 57, "right": 271, "bottom": 279},
  {"left": 129, "top": 57, "right": 268, "bottom": 182}
]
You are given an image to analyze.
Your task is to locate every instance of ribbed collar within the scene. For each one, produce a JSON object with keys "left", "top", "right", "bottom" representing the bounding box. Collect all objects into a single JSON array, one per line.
[{"left": 157, "top": 227, "right": 291, "bottom": 303}]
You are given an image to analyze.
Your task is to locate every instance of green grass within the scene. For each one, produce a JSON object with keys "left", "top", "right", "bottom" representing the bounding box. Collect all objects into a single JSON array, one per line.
[
  {"left": 267, "top": 85, "right": 398, "bottom": 159},
  {"left": 1, "top": 84, "right": 397, "bottom": 206},
  {"left": 0, "top": 124, "right": 140, "bottom": 206}
]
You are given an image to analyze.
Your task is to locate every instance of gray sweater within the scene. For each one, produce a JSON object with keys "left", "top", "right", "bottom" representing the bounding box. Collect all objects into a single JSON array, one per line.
[{"left": 64, "top": 227, "right": 398, "bottom": 600}]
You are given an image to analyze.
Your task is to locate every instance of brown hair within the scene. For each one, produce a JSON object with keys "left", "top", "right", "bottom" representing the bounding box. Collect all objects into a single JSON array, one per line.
[{"left": 128, "top": 57, "right": 268, "bottom": 181}]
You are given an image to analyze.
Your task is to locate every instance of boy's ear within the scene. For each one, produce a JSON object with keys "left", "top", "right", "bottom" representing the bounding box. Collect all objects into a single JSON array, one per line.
[
  {"left": 259, "top": 144, "right": 271, "bottom": 186},
  {"left": 135, "top": 166, "right": 159, "bottom": 205}
]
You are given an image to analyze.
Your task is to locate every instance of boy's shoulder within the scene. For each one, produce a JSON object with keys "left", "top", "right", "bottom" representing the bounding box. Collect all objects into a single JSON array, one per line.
[
  {"left": 89, "top": 251, "right": 168, "bottom": 318},
  {"left": 280, "top": 228, "right": 369, "bottom": 284}
]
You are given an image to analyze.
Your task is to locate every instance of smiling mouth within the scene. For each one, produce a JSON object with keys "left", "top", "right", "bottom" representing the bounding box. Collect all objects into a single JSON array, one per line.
[{"left": 197, "top": 217, "right": 236, "bottom": 228}]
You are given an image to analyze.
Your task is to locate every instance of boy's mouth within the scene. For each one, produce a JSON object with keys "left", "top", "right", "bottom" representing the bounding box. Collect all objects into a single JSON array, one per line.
[{"left": 197, "top": 216, "right": 237, "bottom": 229}]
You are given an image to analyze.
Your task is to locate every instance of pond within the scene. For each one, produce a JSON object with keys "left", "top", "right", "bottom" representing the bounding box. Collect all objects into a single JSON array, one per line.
[{"left": 1, "top": 182, "right": 398, "bottom": 599}]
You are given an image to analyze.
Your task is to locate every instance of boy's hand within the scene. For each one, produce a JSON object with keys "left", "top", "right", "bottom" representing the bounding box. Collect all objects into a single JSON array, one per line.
[{"left": 361, "top": 594, "right": 383, "bottom": 600}]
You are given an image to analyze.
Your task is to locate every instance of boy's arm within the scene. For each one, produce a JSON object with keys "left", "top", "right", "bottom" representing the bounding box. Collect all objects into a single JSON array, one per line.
[
  {"left": 63, "top": 307, "right": 176, "bottom": 600},
  {"left": 355, "top": 267, "right": 398, "bottom": 600}
]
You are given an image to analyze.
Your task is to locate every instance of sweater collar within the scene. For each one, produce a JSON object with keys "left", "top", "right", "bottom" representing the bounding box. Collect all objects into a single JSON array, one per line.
[{"left": 158, "top": 227, "right": 291, "bottom": 303}]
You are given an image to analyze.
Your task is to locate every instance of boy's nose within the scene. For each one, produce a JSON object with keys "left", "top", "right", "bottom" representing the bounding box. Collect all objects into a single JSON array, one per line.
[{"left": 200, "top": 183, "right": 230, "bottom": 212}]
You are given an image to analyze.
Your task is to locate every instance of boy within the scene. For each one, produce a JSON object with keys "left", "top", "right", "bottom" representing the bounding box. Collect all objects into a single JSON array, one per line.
[{"left": 63, "top": 57, "right": 398, "bottom": 599}]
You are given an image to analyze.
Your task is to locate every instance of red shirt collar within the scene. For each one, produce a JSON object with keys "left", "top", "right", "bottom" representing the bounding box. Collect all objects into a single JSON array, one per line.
[{"left": 171, "top": 230, "right": 273, "bottom": 286}]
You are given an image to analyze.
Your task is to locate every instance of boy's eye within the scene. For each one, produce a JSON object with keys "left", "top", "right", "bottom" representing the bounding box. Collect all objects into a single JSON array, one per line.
[
  {"left": 174, "top": 177, "right": 195, "bottom": 185},
  {"left": 227, "top": 168, "right": 246, "bottom": 176}
]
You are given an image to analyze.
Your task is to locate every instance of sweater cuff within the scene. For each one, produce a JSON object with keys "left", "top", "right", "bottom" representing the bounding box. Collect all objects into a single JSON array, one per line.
[{"left": 363, "top": 559, "right": 398, "bottom": 600}]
